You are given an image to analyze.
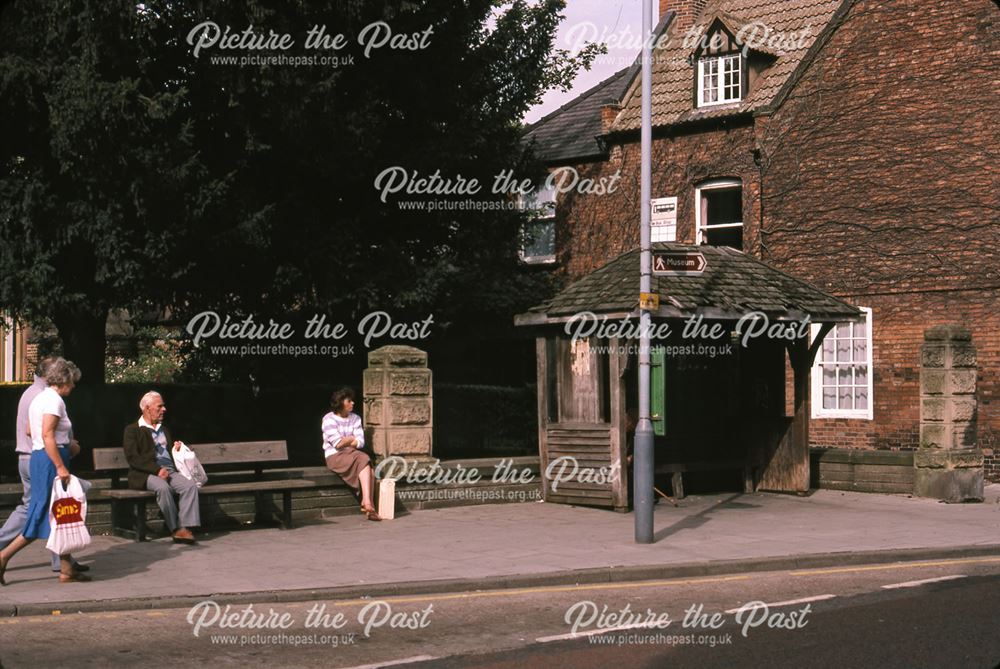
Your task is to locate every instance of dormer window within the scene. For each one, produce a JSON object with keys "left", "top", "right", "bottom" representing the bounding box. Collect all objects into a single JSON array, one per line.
[
  {"left": 698, "top": 54, "right": 742, "bottom": 106},
  {"left": 690, "top": 15, "right": 762, "bottom": 109}
]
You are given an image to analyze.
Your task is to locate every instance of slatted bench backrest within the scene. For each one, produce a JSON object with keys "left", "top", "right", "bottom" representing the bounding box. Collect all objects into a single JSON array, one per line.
[{"left": 93, "top": 441, "right": 288, "bottom": 478}]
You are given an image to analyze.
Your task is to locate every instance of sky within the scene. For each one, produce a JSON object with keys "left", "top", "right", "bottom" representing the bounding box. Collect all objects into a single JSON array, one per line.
[{"left": 523, "top": 0, "right": 651, "bottom": 125}]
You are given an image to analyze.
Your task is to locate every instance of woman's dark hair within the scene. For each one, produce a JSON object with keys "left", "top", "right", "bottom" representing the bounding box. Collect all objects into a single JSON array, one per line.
[{"left": 330, "top": 387, "right": 356, "bottom": 412}]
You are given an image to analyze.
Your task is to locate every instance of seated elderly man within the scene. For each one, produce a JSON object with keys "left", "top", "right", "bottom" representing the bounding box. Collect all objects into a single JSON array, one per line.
[{"left": 122, "top": 391, "right": 200, "bottom": 544}]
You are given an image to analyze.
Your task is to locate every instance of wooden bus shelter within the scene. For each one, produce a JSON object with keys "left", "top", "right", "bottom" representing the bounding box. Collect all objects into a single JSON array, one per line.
[{"left": 515, "top": 243, "right": 862, "bottom": 511}]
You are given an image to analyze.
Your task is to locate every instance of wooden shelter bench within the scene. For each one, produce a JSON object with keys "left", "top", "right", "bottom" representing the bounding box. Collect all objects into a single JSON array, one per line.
[
  {"left": 655, "top": 460, "right": 754, "bottom": 499},
  {"left": 93, "top": 441, "right": 320, "bottom": 541}
]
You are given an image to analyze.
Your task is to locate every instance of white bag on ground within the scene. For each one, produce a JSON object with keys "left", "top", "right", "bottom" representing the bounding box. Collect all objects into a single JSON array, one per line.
[
  {"left": 378, "top": 478, "right": 396, "bottom": 520},
  {"left": 46, "top": 475, "right": 91, "bottom": 555},
  {"left": 172, "top": 442, "right": 209, "bottom": 487}
]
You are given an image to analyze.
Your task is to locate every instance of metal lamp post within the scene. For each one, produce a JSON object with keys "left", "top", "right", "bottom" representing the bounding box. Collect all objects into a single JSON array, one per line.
[{"left": 634, "top": 0, "right": 655, "bottom": 544}]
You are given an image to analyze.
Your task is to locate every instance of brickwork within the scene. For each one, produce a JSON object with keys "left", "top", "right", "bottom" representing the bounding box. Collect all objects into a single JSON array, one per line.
[
  {"left": 661, "top": 0, "right": 711, "bottom": 32},
  {"left": 760, "top": 0, "right": 1000, "bottom": 296},
  {"left": 552, "top": 0, "right": 1000, "bottom": 478},
  {"left": 24, "top": 343, "right": 38, "bottom": 380},
  {"left": 810, "top": 291, "right": 1000, "bottom": 459},
  {"left": 761, "top": 0, "right": 1000, "bottom": 478},
  {"left": 558, "top": 121, "right": 760, "bottom": 279}
]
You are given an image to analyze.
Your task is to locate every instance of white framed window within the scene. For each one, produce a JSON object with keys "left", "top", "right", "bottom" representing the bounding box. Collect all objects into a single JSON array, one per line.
[
  {"left": 519, "top": 182, "right": 556, "bottom": 264},
  {"left": 695, "top": 179, "right": 743, "bottom": 249},
  {"left": 811, "top": 307, "right": 874, "bottom": 420},
  {"left": 698, "top": 54, "right": 741, "bottom": 107}
]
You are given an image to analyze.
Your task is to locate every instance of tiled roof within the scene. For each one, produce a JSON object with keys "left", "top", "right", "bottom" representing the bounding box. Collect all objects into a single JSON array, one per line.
[
  {"left": 517, "top": 243, "right": 861, "bottom": 323},
  {"left": 522, "top": 68, "right": 632, "bottom": 164},
  {"left": 612, "top": 0, "right": 848, "bottom": 132}
]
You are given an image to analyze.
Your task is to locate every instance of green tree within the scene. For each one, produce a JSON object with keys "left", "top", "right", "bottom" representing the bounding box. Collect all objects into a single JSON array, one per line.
[
  {"left": 0, "top": 0, "right": 597, "bottom": 383},
  {"left": 0, "top": 1, "right": 221, "bottom": 380}
]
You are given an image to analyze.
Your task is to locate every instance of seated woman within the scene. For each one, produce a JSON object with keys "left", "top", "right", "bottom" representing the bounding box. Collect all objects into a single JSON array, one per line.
[{"left": 322, "top": 387, "right": 380, "bottom": 521}]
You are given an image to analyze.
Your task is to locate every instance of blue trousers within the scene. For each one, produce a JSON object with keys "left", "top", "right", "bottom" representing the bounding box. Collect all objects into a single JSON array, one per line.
[{"left": 0, "top": 454, "right": 62, "bottom": 568}]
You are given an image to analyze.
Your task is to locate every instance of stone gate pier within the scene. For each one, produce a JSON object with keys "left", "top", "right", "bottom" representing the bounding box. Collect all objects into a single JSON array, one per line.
[
  {"left": 363, "top": 345, "right": 433, "bottom": 461},
  {"left": 914, "top": 325, "right": 984, "bottom": 502}
]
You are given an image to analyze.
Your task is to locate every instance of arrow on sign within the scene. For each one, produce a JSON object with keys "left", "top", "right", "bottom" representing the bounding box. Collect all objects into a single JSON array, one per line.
[{"left": 652, "top": 251, "right": 707, "bottom": 275}]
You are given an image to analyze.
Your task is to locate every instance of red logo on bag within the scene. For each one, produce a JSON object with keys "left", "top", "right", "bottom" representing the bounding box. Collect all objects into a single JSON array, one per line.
[{"left": 53, "top": 498, "right": 83, "bottom": 524}]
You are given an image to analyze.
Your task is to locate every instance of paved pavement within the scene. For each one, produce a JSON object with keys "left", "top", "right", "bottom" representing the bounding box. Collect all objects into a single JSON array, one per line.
[{"left": 2, "top": 485, "right": 999, "bottom": 615}]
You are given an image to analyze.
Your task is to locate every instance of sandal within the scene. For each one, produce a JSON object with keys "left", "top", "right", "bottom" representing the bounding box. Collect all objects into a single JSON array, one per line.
[
  {"left": 365, "top": 510, "right": 382, "bottom": 522},
  {"left": 59, "top": 571, "right": 92, "bottom": 583}
]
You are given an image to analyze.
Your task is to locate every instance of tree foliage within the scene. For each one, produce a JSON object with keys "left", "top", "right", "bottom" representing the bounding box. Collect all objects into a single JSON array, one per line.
[{"left": 0, "top": 0, "right": 599, "bottom": 382}]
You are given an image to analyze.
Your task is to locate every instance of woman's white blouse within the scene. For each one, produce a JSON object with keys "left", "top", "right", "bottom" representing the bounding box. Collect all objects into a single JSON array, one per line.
[
  {"left": 28, "top": 387, "right": 72, "bottom": 451},
  {"left": 322, "top": 411, "right": 365, "bottom": 458}
]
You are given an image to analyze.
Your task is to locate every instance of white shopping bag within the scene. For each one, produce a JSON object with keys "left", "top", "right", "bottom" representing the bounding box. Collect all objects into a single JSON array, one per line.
[
  {"left": 46, "top": 475, "right": 91, "bottom": 555},
  {"left": 378, "top": 478, "right": 396, "bottom": 520},
  {"left": 172, "top": 442, "right": 209, "bottom": 488}
]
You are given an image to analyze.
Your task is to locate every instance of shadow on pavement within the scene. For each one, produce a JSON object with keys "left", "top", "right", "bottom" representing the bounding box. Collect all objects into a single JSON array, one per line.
[{"left": 652, "top": 493, "right": 748, "bottom": 543}]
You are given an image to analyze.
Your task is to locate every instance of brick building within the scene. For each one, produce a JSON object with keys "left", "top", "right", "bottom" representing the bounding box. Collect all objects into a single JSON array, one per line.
[
  {"left": 523, "top": 0, "right": 1000, "bottom": 479},
  {"left": 0, "top": 316, "right": 30, "bottom": 382}
]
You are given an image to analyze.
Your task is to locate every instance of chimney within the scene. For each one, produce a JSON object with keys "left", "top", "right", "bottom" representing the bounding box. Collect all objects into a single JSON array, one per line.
[
  {"left": 600, "top": 102, "right": 621, "bottom": 135},
  {"left": 660, "top": 0, "right": 709, "bottom": 33}
]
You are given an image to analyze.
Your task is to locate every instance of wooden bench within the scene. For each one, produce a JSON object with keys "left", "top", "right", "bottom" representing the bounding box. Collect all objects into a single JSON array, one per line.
[
  {"left": 94, "top": 441, "right": 323, "bottom": 541},
  {"left": 655, "top": 460, "right": 754, "bottom": 499}
]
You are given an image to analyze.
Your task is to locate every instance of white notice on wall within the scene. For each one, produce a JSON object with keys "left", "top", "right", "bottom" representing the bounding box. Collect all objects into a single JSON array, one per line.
[{"left": 651, "top": 197, "right": 677, "bottom": 242}]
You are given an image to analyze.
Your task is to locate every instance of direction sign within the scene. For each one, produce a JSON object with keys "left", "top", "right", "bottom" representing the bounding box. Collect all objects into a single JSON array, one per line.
[{"left": 652, "top": 251, "right": 707, "bottom": 276}]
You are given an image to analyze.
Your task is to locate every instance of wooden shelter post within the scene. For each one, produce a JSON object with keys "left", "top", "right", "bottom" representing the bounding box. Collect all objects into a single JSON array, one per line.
[
  {"left": 758, "top": 334, "right": 816, "bottom": 492},
  {"left": 536, "top": 336, "right": 550, "bottom": 502},
  {"left": 790, "top": 335, "right": 811, "bottom": 492},
  {"left": 608, "top": 336, "right": 629, "bottom": 511}
]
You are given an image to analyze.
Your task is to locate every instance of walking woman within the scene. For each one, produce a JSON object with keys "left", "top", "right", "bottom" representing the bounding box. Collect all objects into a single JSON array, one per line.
[
  {"left": 322, "top": 387, "right": 381, "bottom": 521},
  {"left": 0, "top": 357, "right": 89, "bottom": 584}
]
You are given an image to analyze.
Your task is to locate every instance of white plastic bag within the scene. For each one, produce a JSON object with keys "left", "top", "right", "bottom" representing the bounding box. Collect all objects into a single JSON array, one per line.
[
  {"left": 46, "top": 475, "right": 91, "bottom": 555},
  {"left": 378, "top": 478, "right": 396, "bottom": 520},
  {"left": 172, "top": 442, "right": 209, "bottom": 488}
]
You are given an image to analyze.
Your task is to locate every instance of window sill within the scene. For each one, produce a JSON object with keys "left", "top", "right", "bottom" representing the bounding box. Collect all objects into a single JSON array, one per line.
[
  {"left": 520, "top": 256, "right": 557, "bottom": 266},
  {"left": 695, "top": 100, "right": 743, "bottom": 110},
  {"left": 811, "top": 411, "right": 873, "bottom": 421}
]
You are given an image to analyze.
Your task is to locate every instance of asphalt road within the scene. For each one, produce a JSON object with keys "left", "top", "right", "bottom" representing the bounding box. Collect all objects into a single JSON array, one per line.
[{"left": 2, "top": 556, "right": 999, "bottom": 669}]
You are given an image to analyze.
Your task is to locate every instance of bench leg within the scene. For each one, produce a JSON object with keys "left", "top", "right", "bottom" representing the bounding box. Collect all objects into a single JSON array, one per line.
[
  {"left": 282, "top": 491, "right": 293, "bottom": 529},
  {"left": 253, "top": 492, "right": 263, "bottom": 525},
  {"left": 110, "top": 500, "right": 123, "bottom": 539},
  {"left": 671, "top": 472, "right": 685, "bottom": 500},
  {"left": 136, "top": 500, "right": 147, "bottom": 542},
  {"left": 743, "top": 466, "right": 754, "bottom": 493},
  {"left": 252, "top": 492, "right": 281, "bottom": 526}
]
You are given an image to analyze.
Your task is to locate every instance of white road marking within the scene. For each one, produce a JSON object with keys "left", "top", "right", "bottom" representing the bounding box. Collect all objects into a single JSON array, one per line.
[
  {"left": 725, "top": 594, "right": 836, "bottom": 614},
  {"left": 338, "top": 655, "right": 438, "bottom": 669},
  {"left": 881, "top": 575, "right": 967, "bottom": 590},
  {"left": 536, "top": 624, "right": 665, "bottom": 643}
]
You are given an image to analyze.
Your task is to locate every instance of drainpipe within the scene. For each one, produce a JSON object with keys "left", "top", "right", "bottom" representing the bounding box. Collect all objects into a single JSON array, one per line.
[{"left": 753, "top": 147, "right": 765, "bottom": 257}]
